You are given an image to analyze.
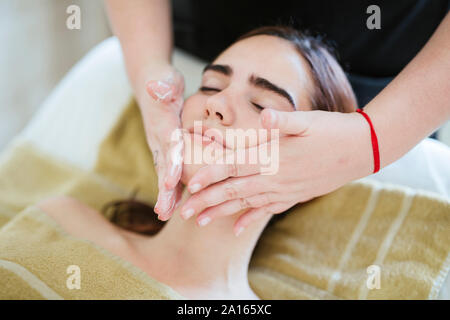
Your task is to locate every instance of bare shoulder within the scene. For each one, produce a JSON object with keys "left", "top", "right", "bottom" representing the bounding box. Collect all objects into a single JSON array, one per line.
[{"left": 36, "top": 196, "right": 128, "bottom": 251}]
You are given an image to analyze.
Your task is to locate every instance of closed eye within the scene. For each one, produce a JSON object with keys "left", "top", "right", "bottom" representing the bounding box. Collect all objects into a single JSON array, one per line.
[
  {"left": 200, "top": 86, "right": 265, "bottom": 112},
  {"left": 200, "top": 86, "right": 221, "bottom": 93},
  {"left": 251, "top": 102, "right": 264, "bottom": 111}
]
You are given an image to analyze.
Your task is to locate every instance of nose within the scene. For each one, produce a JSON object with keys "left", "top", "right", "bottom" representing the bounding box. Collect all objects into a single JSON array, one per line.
[{"left": 204, "top": 94, "right": 234, "bottom": 126}]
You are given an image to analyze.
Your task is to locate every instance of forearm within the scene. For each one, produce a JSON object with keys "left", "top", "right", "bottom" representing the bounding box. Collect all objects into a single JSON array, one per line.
[
  {"left": 104, "top": 0, "right": 173, "bottom": 89},
  {"left": 364, "top": 13, "right": 450, "bottom": 168}
]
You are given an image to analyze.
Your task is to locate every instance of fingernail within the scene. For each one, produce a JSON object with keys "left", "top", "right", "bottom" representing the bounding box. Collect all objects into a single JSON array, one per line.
[
  {"left": 235, "top": 226, "right": 244, "bottom": 237},
  {"left": 182, "top": 208, "right": 194, "bottom": 220},
  {"left": 189, "top": 183, "right": 202, "bottom": 193},
  {"left": 158, "top": 198, "right": 168, "bottom": 210},
  {"left": 261, "top": 109, "right": 276, "bottom": 128},
  {"left": 198, "top": 216, "right": 211, "bottom": 227},
  {"left": 154, "top": 200, "right": 161, "bottom": 214},
  {"left": 268, "top": 109, "right": 277, "bottom": 127}
]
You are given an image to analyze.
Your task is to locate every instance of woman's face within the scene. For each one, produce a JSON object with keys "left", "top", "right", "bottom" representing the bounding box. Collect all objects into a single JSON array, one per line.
[{"left": 180, "top": 35, "right": 314, "bottom": 183}]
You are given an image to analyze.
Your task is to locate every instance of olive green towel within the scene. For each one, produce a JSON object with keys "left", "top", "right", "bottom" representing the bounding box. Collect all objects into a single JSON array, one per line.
[
  {"left": 249, "top": 181, "right": 450, "bottom": 299},
  {"left": 0, "top": 100, "right": 448, "bottom": 299},
  {"left": 0, "top": 205, "right": 183, "bottom": 299}
]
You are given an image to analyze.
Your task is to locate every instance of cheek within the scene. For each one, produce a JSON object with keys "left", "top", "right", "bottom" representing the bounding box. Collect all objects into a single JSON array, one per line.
[
  {"left": 233, "top": 110, "right": 269, "bottom": 148},
  {"left": 180, "top": 133, "right": 207, "bottom": 185}
]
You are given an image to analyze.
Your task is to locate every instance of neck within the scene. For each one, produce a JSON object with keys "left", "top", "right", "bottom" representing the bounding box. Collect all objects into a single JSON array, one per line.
[{"left": 133, "top": 188, "right": 270, "bottom": 298}]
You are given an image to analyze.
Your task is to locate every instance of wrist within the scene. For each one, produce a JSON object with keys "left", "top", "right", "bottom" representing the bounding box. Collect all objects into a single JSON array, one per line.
[
  {"left": 133, "top": 59, "right": 172, "bottom": 88},
  {"left": 345, "top": 111, "right": 377, "bottom": 180},
  {"left": 356, "top": 109, "right": 380, "bottom": 174},
  {"left": 122, "top": 46, "right": 170, "bottom": 89}
]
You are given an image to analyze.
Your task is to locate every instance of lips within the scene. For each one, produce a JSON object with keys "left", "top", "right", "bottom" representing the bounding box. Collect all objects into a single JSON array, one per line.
[{"left": 187, "top": 125, "right": 228, "bottom": 149}]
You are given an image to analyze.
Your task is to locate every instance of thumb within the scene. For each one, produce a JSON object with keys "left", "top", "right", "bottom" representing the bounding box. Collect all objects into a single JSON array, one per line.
[{"left": 260, "top": 109, "right": 310, "bottom": 135}]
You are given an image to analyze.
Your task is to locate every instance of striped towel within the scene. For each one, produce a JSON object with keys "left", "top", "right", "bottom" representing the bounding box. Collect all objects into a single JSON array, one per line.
[
  {"left": 250, "top": 180, "right": 450, "bottom": 299},
  {"left": 0, "top": 205, "right": 183, "bottom": 299},
  {"left": 0, "top": 100, "right": 448, "bottom": 299}
]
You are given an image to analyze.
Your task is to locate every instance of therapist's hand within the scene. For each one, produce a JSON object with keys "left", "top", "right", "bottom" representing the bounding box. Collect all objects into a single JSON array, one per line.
[
  {"left": 137, "top": 64, "right": 185, "bottom": 221},
  {"left": 181, "top": 108, "right": 373, "bottom": 235}
]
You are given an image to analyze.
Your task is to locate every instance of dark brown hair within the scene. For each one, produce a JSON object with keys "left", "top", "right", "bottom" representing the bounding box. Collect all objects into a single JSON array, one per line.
[
  {"left": 102, "top": 189, "right": 165, "bottom": 235},
  {"left": 237, "top": 26, "right": 357, "bottom": 113},
  {"left": 105, "top": 26, "right": 357, "bottom": 235}
]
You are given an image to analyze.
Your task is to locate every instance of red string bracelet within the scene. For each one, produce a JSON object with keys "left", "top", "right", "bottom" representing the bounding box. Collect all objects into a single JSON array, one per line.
[{"left": 356, "top": 108, "right": 380, "bottom": 173}]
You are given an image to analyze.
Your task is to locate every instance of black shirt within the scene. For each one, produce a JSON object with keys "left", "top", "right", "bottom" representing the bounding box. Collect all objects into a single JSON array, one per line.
[{"left": 172, "top": 0, "right": 449, "bottom": 105}]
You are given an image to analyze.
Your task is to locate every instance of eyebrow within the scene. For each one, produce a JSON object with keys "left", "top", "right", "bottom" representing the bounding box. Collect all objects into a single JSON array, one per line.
[
  {"left": 249, "top": 75, "right": 296, "bottom": 110},
  {"left": 203, "top": 63, "right": 296, "bottom": 110},
  {"left": 203, "top": 64, "right": 233, "bottom": 76}
]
